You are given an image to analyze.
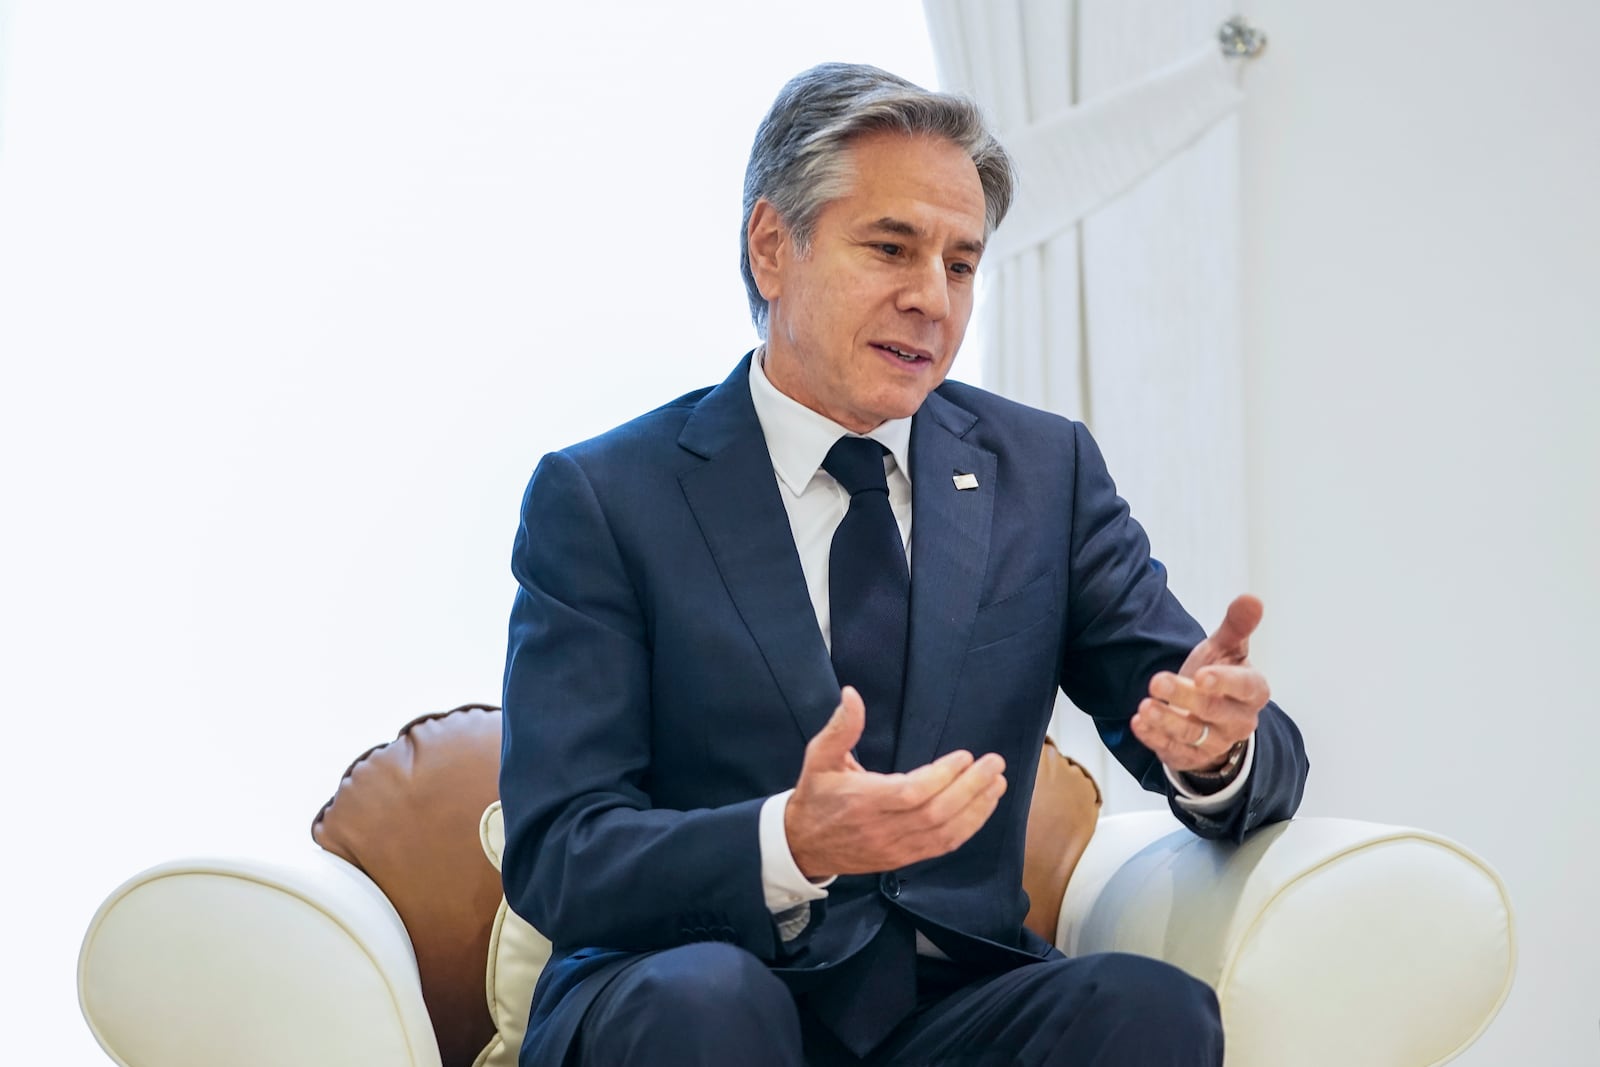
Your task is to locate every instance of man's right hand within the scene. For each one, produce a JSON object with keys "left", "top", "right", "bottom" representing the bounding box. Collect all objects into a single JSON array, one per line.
[{"left": 784, "top": 686, "right": 1008, "bottom": 879}]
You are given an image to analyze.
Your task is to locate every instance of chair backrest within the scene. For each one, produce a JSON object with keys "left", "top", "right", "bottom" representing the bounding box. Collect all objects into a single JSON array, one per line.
[
  {"left": 311, "top": 704, "right": 503, "bottom": 1067},
  {"left": 311, "top": 704, "right": 1101, "bottom": 1067},
  {"left": 1023, "top": 738, "right": 1102, "bottom": 942}
]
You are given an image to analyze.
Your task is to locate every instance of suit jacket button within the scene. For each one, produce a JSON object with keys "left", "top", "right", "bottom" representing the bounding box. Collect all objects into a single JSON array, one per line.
[{"left": 880, "top": 873, "right": 901, "bottom": 899}]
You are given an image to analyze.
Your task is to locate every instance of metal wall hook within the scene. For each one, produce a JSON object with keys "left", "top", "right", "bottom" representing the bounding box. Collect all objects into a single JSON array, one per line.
[{"left": 1218, "top": 16, "right": 1268, "bottom": 59}]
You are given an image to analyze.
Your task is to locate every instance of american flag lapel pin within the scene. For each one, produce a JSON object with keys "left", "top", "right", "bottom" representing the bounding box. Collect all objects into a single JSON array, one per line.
[{"left": 952, "top": 472, "right": 979, "bottom": 491}]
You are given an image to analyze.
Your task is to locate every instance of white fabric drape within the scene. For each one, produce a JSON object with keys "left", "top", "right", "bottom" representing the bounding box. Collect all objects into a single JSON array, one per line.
[{"left": 923, "top": 0, "right": 1251, "bottom": 812}]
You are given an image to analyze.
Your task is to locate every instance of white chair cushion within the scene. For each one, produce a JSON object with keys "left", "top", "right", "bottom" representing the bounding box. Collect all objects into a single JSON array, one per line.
[
  {"left": 1062, "top": 812, "right": 1516, "bottom": 1067},
  {"left": 472, "top": 802, "right": 552, "bottom": 1067},
  {"left": 79, "top": 853, "right": 442, "bottom": 1067}
]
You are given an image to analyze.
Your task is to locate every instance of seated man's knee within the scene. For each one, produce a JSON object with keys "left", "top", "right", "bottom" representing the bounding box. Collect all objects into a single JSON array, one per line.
[
  {"left": 1078, "top": 952, "right": 1220, "bottom": 1045},
  {"left": 628, "top": 942, "right": 790, "bottom": 1019},
  {"left": 585, "top": 942, "right": 800, "bottom": 1065}
]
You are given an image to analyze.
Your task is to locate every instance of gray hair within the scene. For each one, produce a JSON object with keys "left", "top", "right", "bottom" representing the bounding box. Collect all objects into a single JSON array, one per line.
[{"left": 739, "top": 62, "right": 1014, "bottom": 337}]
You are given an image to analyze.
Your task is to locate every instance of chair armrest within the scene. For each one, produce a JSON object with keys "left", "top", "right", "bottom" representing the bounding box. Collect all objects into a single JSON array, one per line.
[
  {"left": 79, "top": 849, "right": 443, "bottom": 1067},
  {"left": 1060, "top": 811, "right": 1515, "bottom": 1067}
]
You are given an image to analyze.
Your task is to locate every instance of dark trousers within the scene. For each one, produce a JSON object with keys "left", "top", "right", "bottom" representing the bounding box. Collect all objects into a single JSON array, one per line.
[{"left": 569, "top": 942, "right": 1223, "bottom": 1067}]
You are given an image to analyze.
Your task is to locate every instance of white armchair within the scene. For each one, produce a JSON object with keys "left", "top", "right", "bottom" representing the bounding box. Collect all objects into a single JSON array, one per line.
[
  {"left": 1062, "top": 812, "right": 1514, "bottom": 1065},
  {"left": 78, "top": 708, "right": 1514, "bottom": 1067}
]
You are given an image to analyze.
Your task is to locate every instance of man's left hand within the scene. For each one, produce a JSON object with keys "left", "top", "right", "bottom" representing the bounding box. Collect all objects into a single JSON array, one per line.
[{"left": 1131, "top": 594, "right": 1270, "bottom": 774}]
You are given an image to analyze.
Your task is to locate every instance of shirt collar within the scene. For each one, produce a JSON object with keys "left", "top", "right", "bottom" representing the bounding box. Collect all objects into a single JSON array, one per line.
[{"left": 748, "top": 349, "right": 914, "bottom": 498}]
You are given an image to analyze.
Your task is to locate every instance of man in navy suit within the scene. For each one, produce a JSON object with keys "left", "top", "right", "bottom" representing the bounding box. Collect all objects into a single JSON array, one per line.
[{"left": 501, "top": 63, "right": 1308, "bottom": 1066}]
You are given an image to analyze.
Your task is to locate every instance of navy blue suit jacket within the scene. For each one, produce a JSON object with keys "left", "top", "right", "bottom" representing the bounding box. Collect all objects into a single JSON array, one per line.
[{"left": 500, "top": 355, "right": 1308, "bottom": 1064}]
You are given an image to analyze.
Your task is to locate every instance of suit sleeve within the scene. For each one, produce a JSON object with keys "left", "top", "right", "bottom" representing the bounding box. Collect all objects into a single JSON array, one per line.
[
  {"left": 1057, "top": 422, "right": 1309, "bottom": 842},
  {"left": 499, "top": 450, "right": 784, "bottom": 958}
]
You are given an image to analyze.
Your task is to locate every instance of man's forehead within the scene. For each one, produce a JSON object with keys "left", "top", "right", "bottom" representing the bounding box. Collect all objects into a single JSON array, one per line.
[
  {"left": 839, "top": 129, "right": 978, "bottom": 178},
  {"left": 829, "top": 131, "right": 988, "bottom": 235}
]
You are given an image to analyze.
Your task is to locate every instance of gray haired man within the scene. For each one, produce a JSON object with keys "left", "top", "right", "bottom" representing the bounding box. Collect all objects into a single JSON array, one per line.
[{"left": 499, "top": 61, "right": 1308, "bottom": 1067}]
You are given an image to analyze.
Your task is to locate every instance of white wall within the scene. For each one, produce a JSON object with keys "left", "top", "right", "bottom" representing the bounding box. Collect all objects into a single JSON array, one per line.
[
  {"left": 1238, "top": 3, "right": 1600, "bottom": 1063},
  {"left": 0, "top": 2, "right": 938, "bottom": 1059}
]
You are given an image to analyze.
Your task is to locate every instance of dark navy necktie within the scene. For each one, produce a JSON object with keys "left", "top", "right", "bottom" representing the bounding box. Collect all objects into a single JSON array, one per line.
[
  {"left": 822, "top": 436, "right": 909, "bottom": 773},
  {"left": 816, "top": 442, "right": 918, "bottom": 1058}
]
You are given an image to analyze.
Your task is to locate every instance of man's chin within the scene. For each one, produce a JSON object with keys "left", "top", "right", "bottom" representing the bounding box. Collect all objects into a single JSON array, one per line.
[
  {"left": 859, "top": 399, "right": 931, "bottom": 428},
  {"left": 890, "top": 381, "right": 945, "bottom": 418},
  {"left": 835, "top": 380, "right": 947, "bottom": 431}
]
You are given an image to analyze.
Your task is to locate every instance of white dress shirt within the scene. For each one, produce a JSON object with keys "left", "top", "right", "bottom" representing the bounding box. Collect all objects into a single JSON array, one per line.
[{"left": 745, "top": 353, "right": 1253, "bottom": 943}]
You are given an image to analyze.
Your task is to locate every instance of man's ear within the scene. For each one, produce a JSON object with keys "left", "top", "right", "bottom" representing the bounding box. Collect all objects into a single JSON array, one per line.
[{"left": 747, "top": 199, "right": 788, "bottom": 302}]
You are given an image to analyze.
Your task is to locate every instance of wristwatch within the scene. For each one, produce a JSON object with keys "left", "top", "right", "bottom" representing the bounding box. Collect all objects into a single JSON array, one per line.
[{"left": 1183, "top": 739, "right": 1247, "bottom": 789}]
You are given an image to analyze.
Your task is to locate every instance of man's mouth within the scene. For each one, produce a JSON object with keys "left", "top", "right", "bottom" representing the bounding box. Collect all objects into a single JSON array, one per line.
[{"left": 872, "top": 342, "right": 932, "bottom": 364}]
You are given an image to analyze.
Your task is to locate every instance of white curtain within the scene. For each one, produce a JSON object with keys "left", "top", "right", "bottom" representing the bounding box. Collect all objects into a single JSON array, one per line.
[{"left": 923, "top": 0, "right": 1252, "bottom": 811}]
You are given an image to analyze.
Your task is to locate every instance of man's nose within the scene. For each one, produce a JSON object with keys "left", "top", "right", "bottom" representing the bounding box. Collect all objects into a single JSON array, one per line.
[{"left": 897, "top": 258, "right": 951, "bottom": 320}]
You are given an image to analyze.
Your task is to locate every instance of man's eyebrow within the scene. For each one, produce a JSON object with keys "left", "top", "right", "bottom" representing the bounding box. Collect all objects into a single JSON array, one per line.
[
  {"left": 865, "top": 216, "right": 985, "bottom": 257},
  {"left": 867, "top": 217, "right": 921, "bottom": 238}
]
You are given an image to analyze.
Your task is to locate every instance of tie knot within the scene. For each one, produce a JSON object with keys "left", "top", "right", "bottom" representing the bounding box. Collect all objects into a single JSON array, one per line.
[{"left": 822, "top": 436, "right": 890, "bottom": 496}]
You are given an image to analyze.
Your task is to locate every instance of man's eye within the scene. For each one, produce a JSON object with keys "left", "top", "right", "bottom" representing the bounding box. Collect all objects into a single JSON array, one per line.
[
  {"left": 877, "top": 243, "right": 903, "bottom": 257},
  {"left": 950, "top": 261, "right": 975, "bottom": 276}
]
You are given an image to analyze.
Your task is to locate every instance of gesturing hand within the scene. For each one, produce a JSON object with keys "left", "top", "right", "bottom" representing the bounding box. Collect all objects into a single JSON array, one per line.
[
  {"left": 1131, "top": 594, "right": 1271, "bottom": 774},
  {"left": 784, "top": 687, "right": 1008, "bottom": 880}
]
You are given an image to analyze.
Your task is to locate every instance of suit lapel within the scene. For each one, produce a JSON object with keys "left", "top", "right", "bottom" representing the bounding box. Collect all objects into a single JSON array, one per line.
[
  {"left": 896, "top": 390, "right": 996, "bottom": 772},
  {"left": 677, "top": 356, "right": 840, "bottom": 744}
]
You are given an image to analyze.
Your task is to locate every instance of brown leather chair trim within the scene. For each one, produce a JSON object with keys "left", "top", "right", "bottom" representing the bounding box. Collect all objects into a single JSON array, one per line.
[
  {"left": 312, "top": 703, "right": 503, "bottom": 1067},
  {"left": 1021, "top": 738, "right": 1102, "bottom": 943}
]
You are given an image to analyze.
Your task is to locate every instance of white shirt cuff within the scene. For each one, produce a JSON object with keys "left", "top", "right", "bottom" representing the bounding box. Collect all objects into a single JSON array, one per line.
[
  {"left": 1166, "top": 732, "right": 1256, "bottom": 814},
  {"left": 759, "top": 789, "right": 833, "bottom": 916}
]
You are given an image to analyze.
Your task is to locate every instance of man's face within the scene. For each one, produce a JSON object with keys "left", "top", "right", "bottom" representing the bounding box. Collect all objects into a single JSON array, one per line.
[{"left": 750, "top": 131, "right": 988, "bottom": 433}]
